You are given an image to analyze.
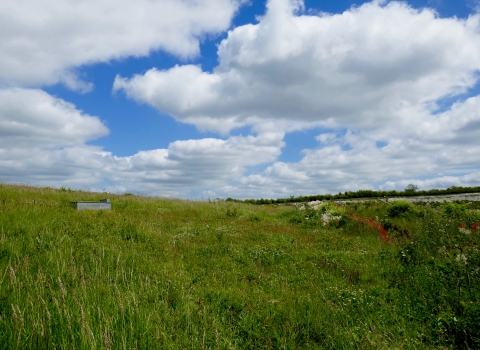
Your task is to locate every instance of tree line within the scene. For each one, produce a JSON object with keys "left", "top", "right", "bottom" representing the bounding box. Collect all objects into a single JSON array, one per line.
[{"left": 226, "top": 185, "right": 480, "bottom": 205}]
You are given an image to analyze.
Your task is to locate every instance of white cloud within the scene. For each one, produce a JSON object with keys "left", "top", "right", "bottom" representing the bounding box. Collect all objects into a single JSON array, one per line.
[
  {"left": 0, "top": 88, "right": 109, "bottom": 149},
  {"left": 114, "top": 0, "right": 480, "bottom": 134},
  {"left": 0, "top": 0, "right": 241, "bottom": 90},
  {"left": 316, "top": 133, "right": 337, "bottom": 144},
  {"left": 0, "top": 88, "right": 110, "bottom": 186}
]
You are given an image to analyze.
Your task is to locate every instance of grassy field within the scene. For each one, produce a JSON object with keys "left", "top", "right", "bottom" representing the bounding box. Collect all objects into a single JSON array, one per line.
[{"left": 0, "top": 184, "right": 479, "bottom": 349}]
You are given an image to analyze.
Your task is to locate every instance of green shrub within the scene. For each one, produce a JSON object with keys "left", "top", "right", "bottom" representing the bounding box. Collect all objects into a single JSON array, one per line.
[
  {"left": 289, "top": 215, "right": 303, "bottom": 224},
  {"left": 248, "top": 214, "right": 260, "bottom": 222},
  {"left": 398, "top": 241, "right": 421, "bottom": 266},
  {"left": 387, "top": 200, "right": 414, "bottom": 217},
  {"left": 442, "top": 202, "right": 467, "bottom": 219},
  {"left": 224, "top": 207, "right": 239, "bottom": 218}
]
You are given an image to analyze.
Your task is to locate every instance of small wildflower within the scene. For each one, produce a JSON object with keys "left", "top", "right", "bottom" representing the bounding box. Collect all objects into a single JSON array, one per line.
[
  {"left": 456, "top": 254, "right": 468, "bottom": 265},
  {"left": 321, "top": 212, "right": 341, "bottom": 225},
  {"left": 380, "top": 230, "right": 388, "bottom": 242},
  {"left": 473, "top": 222, "right": 479, "bottom": 231}
]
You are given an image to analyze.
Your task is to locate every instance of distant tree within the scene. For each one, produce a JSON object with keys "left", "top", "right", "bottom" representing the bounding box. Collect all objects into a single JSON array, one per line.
[{"left": 405, "top": 184, "right": 418, "bottom": 193}]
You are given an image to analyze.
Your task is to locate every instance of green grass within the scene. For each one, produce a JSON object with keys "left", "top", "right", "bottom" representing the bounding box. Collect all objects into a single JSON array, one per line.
[{"left": 0, "top": 184, "right": 479, "bottom": 349}]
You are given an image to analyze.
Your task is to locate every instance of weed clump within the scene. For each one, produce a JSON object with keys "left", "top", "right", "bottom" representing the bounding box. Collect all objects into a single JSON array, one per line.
[
  {"left": 224, "top": 206, "right": 239, "bottom": 218},
  {"left": 442, "top": 202, "right": 468, "bottom": 219},
  {"left": 387, "top": 200, "right": 414, "bottom": 217}
]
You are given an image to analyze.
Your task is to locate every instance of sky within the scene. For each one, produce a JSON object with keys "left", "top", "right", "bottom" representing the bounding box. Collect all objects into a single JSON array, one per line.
[{"left": 1, "top": 0, "right": 480, "bottom": 199}]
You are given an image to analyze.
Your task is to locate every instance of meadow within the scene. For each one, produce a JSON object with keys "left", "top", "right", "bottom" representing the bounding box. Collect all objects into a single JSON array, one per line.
[{"left": 0, "top": 184, "right": 479, "bottom": 349}]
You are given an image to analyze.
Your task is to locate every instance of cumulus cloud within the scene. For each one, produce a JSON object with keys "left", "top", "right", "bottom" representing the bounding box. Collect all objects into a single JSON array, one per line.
[
  {"left": 114, "top": 0, "right": 480, "bottom": 133},
  {"left": 0, "top": 88, "right": 109, "bottom": 149},
  {"left": 0, "top": 88, "right": 110, "bottom": 186},
  {"left": 0, "top": 0, "right": 241, "bottom": 90}
]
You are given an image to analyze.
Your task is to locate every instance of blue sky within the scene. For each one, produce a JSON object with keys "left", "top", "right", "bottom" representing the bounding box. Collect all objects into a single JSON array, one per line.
[{"left": 1, "top": 0, "right": 480, "bottom": 198}]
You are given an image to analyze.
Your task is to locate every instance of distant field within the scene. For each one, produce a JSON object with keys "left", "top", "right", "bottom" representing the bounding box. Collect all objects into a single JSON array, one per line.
[
  {"left": 0, "top": 184, "right": 479, "bottom": 349},
  {"left": 332, "top": 192, "right": 480, "bottom": 204}
]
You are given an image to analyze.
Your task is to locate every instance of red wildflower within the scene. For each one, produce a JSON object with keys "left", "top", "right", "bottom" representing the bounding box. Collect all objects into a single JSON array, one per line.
[
  {"left": 473, "top": 222, "right": 479, "bottom": 231},
  {"left": 459, "top": 223, "right": 464, "bottom": 228},
  {"left": 349, "top": 212, "right": 388, "bottom": 242},
  {"left": 380, "top": 229, "right": 389, "bottom": 242}
]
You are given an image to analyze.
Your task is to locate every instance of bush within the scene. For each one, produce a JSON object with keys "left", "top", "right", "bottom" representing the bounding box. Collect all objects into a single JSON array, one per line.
[
  {"left": 442, "top": 202, "right": 467, "bottom": 219},
  {"left": 387, "top": 200, "right": 414, "bottom": 218}
]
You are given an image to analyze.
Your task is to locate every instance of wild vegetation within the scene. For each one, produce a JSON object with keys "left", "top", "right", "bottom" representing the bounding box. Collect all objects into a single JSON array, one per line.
[{"left": 0, "top": 183, "right": 479, "bottom": 349}]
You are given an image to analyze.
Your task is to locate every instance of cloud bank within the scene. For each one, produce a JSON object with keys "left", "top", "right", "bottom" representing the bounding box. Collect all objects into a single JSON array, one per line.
[
  {"left": 0, "top": 88, "right": 284, "bottom": 196},
  {"left": 2, "top": 0, "right": 480, "bottom": 198}
]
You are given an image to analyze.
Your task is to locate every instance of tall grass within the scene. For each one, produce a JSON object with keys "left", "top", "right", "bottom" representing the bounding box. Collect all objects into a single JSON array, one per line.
[{"left": 0, "top": 184, "right": 479, "bottom": 349}]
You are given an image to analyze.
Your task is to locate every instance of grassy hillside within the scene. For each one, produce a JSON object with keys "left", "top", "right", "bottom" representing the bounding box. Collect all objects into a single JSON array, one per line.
[{"left": 0, "top": 184, "right": 479, "bottom": 349}]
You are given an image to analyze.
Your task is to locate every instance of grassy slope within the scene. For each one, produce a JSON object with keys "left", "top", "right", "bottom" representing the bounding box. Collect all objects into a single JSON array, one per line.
[{"left": 0, "top": 184, "right": 479, "bottom": 349}]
